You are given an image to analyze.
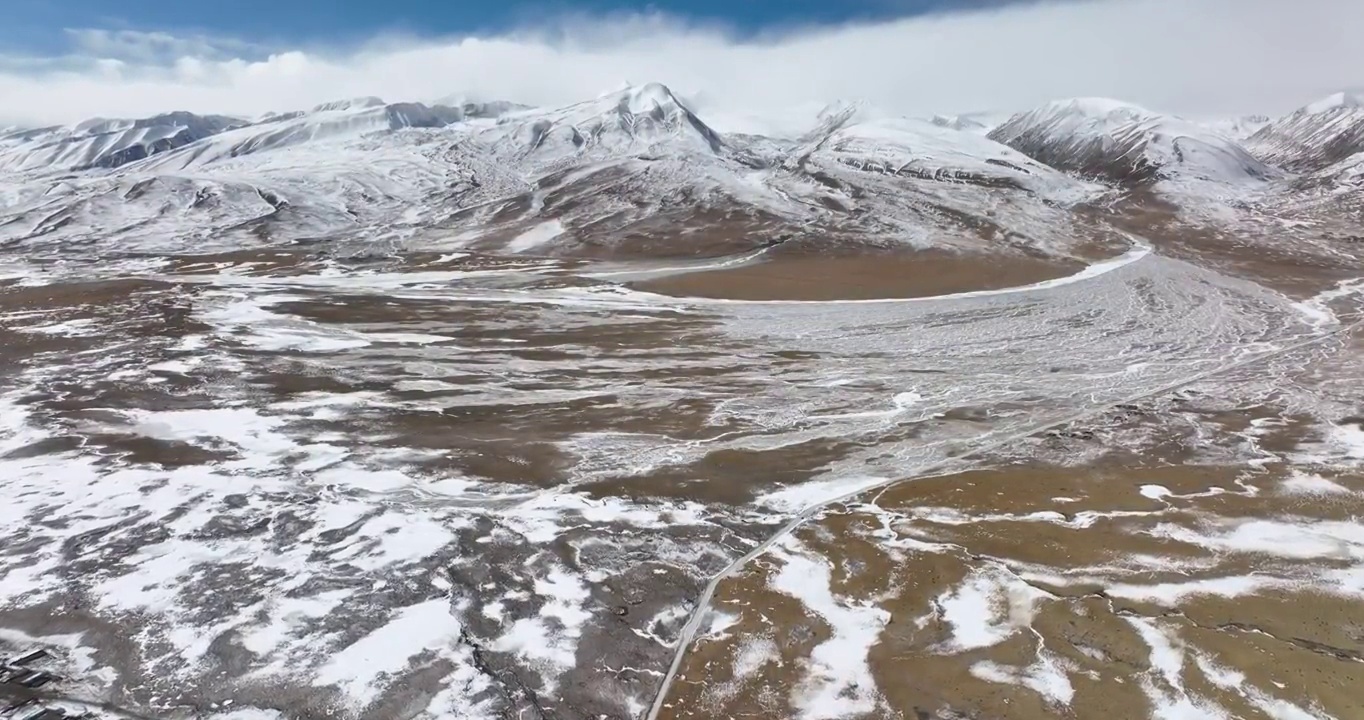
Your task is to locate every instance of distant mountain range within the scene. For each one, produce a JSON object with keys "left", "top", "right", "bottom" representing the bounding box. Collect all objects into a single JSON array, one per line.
[{"left": 2, "top": 83, "right": 1361, "bottom": 260}]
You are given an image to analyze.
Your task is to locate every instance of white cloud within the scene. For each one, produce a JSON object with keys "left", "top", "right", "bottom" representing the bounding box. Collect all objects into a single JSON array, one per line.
[
  {"left": 0, "top": 0, "right": 1360, "bottom": 128},
  {"left": 62, "top": 28, "right": 265, "bottom": 63}
]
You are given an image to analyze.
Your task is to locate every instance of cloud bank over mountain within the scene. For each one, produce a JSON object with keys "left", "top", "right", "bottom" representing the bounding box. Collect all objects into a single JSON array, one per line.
[{"left": 1, "top": 0, "right": 1360, "bottom": 127}]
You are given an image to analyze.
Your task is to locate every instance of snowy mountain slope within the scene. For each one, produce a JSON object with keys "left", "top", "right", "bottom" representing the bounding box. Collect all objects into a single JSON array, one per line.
[
  {"left": 1321, "top": 150, "right": 1364, "bottom": 189},
  {"left": 0, "top": 175, "right": 288, "bottom": 251},
  {"left": 443, "top": 150, "right": 803, "bottom": 258},
  {"left": 475, "top": 83, "right": 725, "bottom": 170},
  {"left": 0, "top": 112, "right": 246, "bottom": 174},
  {"left": 4, "top": 84, "right": 1339, "bottom": 264},
  {"left": 130, "top": 100, "right": 471, "bottom": 173},
  {"left": 762, "top": 111, "right": 1107, "bottom": 254},
  {"left": 1246, "top": 91, "right": 1364, "bottom": 172},
  {"left": 439, "top": 95, "right": 1111, "bottom": 257},
  {"left": 988, "top": 98, "right": 1277, "bottom": 188},
  {"left": 812, "top": 115, "right": 1097, "bottom": 202},
  {"left": 0, "top": 84, "right": 1118, "bottom": 261},
  {"left": 0, "top": 128, "right": 529, "bottom": 255},
  {"left": 1196, "top": 114, "right": 1271, "bottom": 141}
]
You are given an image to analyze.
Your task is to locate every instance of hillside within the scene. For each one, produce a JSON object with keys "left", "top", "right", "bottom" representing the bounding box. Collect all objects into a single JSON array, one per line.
[
  {"left": 988, "top": 98, "right": 1276, "bottom": 187},
  {"left": 1246, "top": 91, "right": 1364, "bottom": 172}
]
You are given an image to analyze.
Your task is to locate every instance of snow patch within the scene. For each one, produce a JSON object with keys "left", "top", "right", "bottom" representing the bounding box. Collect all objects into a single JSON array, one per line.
[
  {"left": 313, "top": 599, "right": 468, "bottom": 706},
  {"left": 970, "top": 652, "right": 1075, "bottom": 706},
  {"left": 769, "top": 537, "right": 889, "bottom": 720},
  {"left": 506, "top": 220, "right": 565, "bottom": 253},
  {"left": 1140, "top": 484, "right": 1173, "bottom": 500},
  {"left": 1329, "top": 422, "right": 1364, "bottom": 460},
  {"left": 937, "top": 566, "right": 1050, "bottom": 652},
  {"left": 492, "top": 567, "right": 592, "bottom": 692},
  {"left": 1280, "top": 471, "right": 1353, "bottom": 496},
  {"left": 755, "top": 475, "right": 891, "bottom": 513},
  {"left": 1124, "top": 617, "right": 1233, "bottom": 719},
  {"left": 1150, "top": 518, "right": 1364, "bottom": 561}
]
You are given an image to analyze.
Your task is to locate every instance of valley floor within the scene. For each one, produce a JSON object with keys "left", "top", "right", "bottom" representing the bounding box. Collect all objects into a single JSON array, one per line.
[
  {"left": 631, "top": 249, "right": 1084, "bottom": 302},
  {"left": 0, "top": 235, "right": 1361, "bottom": 720}
]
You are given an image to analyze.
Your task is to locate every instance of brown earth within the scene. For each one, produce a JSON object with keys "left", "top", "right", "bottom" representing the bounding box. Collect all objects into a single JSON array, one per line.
[
  {"left": 635, "top": 252, "right": 1084, "bottom": 301},
  {"left": 661, "top": 459, "right": 1364, "bottom": 720}
]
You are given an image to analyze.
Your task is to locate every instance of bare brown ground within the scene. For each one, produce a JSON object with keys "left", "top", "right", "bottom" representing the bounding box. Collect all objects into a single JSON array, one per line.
[
  {"left": 662, "top": 460, "right": 1364, "bottom": 720},
  {"left": 634, "top": 252, "right": 1083, "bottom": 301}
]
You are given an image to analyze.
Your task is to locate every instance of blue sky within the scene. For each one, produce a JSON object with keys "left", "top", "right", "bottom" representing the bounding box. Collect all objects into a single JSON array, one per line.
[{"left": 7, "top": 0, "right": 979, "bottom": 52}]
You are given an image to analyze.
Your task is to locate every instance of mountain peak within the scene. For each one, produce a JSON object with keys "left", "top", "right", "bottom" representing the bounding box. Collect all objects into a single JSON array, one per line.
[
  {"left": 990, "top": 98, "right": 1272, "bottom": 185},
  {"left": 1, "top": 110, "right": 244, "bottom": 173},
  {"left": 429, "top": 96, "right": 529, "bottom": 119},
  {"left": 603, "top": 82, "right": 693, "bottom": 116},
  {"left": 1047, "top": 97, "right": 1152, "bottom": 115},
  {"left": 1247, "top": 90, "right": 1364, "bottom": 172},
  {"left": 311, "top": 97, "right": 387, "bottom": 113},
  {"left": 1027, "top": 98, "right": 1159, "bottom": 127},
  {"left": 991, "top": 99, "right": 1163, "bottom": 144},
  {"left": 1302, "top": 91, "right": 1364, "bottom": 115}
]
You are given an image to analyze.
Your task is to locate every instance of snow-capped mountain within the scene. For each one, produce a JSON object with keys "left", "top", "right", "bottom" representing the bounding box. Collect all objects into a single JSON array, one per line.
[
  {"left": 414, "top": 83, "right": 792, "bottom": 256},
  {"left": 0, "top": 97, "right": 528, "bottom": 178},
  {"left": 762, "top": 107, "right": 1104, "bottom": 253},
  {"left": 131, "top": 100, "right": 477, "bottom": 172},
  {"left": 440, "top": 94, "right": 1108, "bottom": 257},
  {"left": 2, "top": 84, "right": 1354, "bottom": 264},
  {"left": 793, "top": 106, "right": 1095, "bottom": 203},
  {"left": 477, "top": 83, "right": 725, "bottom": 169},
  {"left": 1196, "top": 114, "right": 1271, "bottom": 141},
  {"left": 0, "top": 95, "right": 526, "bottom": 253},
  {"left": 1245, "top": 91, "right": 1364, "bottom": 173},
  {"left": 929, "top": 114, "right": 991, "bottom": 134},
  {"left": 0, "top": 83, "right": 1113, "bottom": 261},
  {"left": 988, "top": 98, "right": 1276, "bottom": 187},
  {"left": 0, "top": 112, "right": 246, "bottom": 173}
]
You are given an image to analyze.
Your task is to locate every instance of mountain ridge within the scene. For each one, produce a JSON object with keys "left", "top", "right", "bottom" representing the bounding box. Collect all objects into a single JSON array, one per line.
[
  {"left": 0, "top": 83, "right": 1355, "bottom": 266},
  {"left": 987, "top": 98, "right": 1276, "bottom": 187},
  {"left": 1246, "top": 91, "right": 1364, "bottom": 173}
]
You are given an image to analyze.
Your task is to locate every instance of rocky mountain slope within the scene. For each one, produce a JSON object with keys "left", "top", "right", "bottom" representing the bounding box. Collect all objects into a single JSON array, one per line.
[
  {"left": 987, "top": 98, "right": 1277, "bottom": 188},
  {"left": 1246, "top": 91, "right": 1364, "bottom": 173}
]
